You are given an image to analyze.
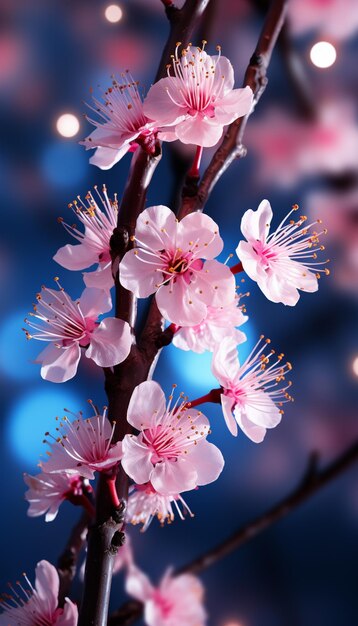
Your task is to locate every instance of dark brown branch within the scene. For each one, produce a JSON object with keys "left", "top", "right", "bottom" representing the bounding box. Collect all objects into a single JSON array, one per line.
[
  {"left": 57, "top": 510, "right": 90, "bottom": 606},
  {"left": 179, "top": 0, "right": 289, "bottom": 218},
  {"left": 108, "top": 440, "right": 358, "bottom": 626}
]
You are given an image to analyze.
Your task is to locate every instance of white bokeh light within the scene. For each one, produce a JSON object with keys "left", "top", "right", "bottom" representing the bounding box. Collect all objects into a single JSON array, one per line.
[
  {"left": 352, "top": 356, "right": 358, "bottom": 377},
  {"left": 105, "top": 4, "right": 123, "bottom": 23},
  {"left": 56, "top": 113, "right": 80, "bottom": 138},
  {"left": 310, "top": 41, "right": 337, "bottom": 68}
]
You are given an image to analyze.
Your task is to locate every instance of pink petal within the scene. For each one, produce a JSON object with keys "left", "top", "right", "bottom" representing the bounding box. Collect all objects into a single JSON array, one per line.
[
  {"left": 151, "top": 458, "right": 198, "bottom": 495},
  {"left": 243, "top": 391, "right": 282, "bottom": 429},
  {"left": 119, "top": 248, "right": 160, "bottom": 298},
  {"left": 214, "top": 86, "right": 253, "bottom": 125},
  {"left": 125, "top": 565, "right": 153, "bottom": 602},
  {"left": 258, "top": 271, "right": 299, "bottom": 305},
  {"left": 156, "top": 279, "right": 207, "bottom": 326},
  {"left": 220, "top": 394, "right": 238, "bottom": 436},
  {"left": 53, "top": 243, "right": 98, "bottom": 271},
  {"left": 178, "top": 212, "right": 223, "bottom": 259},
  {"left": 212, "top": 337, "right": 241, "bottom": 386},
  {"left": 240, "top": 199, "right": 273, "bottom": 244},
  {"left": 175, "top": 115, "right": 224, "bottom": 147},
  {"left": 122, "top": 435, "right": 154, "bottom": 484},
  {"left": 234, "top": 407, "right": 267, "bottom": 443},
  {"left": 199, "top": 260, "right": 236, "bottom": 307},
  {"left": 55, "top": 598, "right": 78, "bottom": 626},
  {"left": 83, "top": 262, "right": 114, "bottom": 291},
  {"left": 86, "top": 317, "right": 131, "bottom": 367},
  {"left": 38, "top": 343, "right": 81, "bottom": 383},
  {"left": 135, "top": 205, "right": 178, "bottom": 251},
  {"left": 85, "top": 125, "right": 132, "bottom": 149},
  {"left": 236, "top": 240, "right": 268, "bottom": 283},
  {"left": 212, "top": 55, "right": 235, "bottom": 93},
  {"left": 185, "top": 439, "right": 224, "bottom": 485},
  {"left": 144, "top": 600, "right": 167, "bottom": 626},
  {"left": 79, "top": 287, "right": 113, "bottom": 318},
  {"left": 89, "top": 145, "right": 129, "bottom": 170},
  {"left": 144, "top": 77, "right": 186, "bottom": 126},
  {"left": 127, "top": 381, "right": 166, "bottom": 430},
  {"left": 35, "top": 560, "right": 59, "bottom": 611}
]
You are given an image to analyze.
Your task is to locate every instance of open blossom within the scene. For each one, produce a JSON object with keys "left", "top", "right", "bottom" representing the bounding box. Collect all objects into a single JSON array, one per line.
[
  {"left": 173, "top": 294, "right": 248, "bottom": 353},
  {"left": 119, "top": 205, "right": 235, "bottom": 326},
  {"left": 54, "top": 185, "right": 117, "bottom": 291},
  {"left": 0, "top": 560, "right": 77, "bottom": 626},
  {"left": 41, "top": 407, "right": 122, "bottom": 480},
  {"left": 81, "top": 73, "right": 159, "bottom": 170},
  {"left": 236, "top": 200, "right": 329, "bottom": 306},
  {"left": 121, "top": 381, "right": 224, "bottom": 495},
  {"left": 127, "top": 483, "right": 193, "bottom": 531},
  {"left": 24, "top": 283, "right": 131, "bottom": 382},
  {"left": 289, "top": 0, "right": 358, "bottom": 40},
  {"left": 126, "top": 566, "right": 206, "bottom": 626},
  {"left": 24, "top": 471, "right": 89, "bottom": 522},
  {"left": 212, "top": 336, "right": 293, "bottom": 442},
  {"left": 144, "top": 42, "right": 253, "bottom": 147}
]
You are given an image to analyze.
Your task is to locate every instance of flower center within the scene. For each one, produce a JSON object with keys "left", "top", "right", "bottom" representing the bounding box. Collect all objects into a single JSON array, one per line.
[
  {"left": 153, "top": 590, "right": 174, "bottom": 619},
  {"left": 143, "top": 425, "right": 182, "bottom": 464}
]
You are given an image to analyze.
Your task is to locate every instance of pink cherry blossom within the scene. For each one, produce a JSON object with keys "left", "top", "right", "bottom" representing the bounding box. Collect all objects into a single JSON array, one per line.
[
  {"left": 289, "top": 0, "right": 358, "bottom": 40},
  {"left": 24, "top": 283, "right": 131, "bottom": 382},
  {"left": 236, "top": 200, "right": 329, "bottom": 306},
  {"left": 81, "top": 73, "right": 159, "bottom": 170},
  {"left": 144, "top": 42, "right": 253, "bottom": 147},
  {"left": 24, "top": 471, "right": 91, "bottom": 522},
  {"left": 173, "top": 294, "right": 248, "bottom": 353},
  {"left": 127, "top": 483, "right": 193, "bottom": 531},
  {"left": 121, "top": 381, "right": 224, "bottom": 495},
  {"left": 54, "top": 185, "right": 117, "bottom": 291},
  {"left": 212, "top": 336, "right": 293, "bottom": 442},
  {"left": 0, "top": 560, "right": 77, "bottom": 626},
  {"left": 119, "top": 205, "right": 235, "bottom": 326},
  {"left": 41, "top": 406, "right": 122, "bottom": 480},
  {"left": 125, "top": 565, "right": 206, "bottom": 626}
]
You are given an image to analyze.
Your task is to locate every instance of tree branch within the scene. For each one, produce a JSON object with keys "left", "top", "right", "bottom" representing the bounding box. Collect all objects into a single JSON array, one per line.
[
  {"left": 108, "top": 440, "right": 358, "bottom": 626},
  {"left": 179, "top": 0, "right": 289, "bottom": 219}
]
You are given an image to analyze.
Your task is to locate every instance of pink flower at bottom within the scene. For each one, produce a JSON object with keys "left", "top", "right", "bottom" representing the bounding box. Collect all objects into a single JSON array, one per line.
[
  {"left": 24, "top": 284, "right": 131, "bottom": 382},
  {"left": 127, "top": 483, "right": 193, "bottom": 531},
  {"left": 0, "top": 560, "right": 77, "bottom": 626},
  {"left": 41, "top": 407, "right": 122, "bottom": 480},
  {"left": 121, "top": 381, "right": 224, "bottom": 496},
  {"left": 24, "top": 471, "right": 89, "bottom": 522},
  {"left": 212, "top": 336, "right": 293, "bottom": 442},
  {"left": 126, "top": 566, "right": 206, "bottom": 626}
]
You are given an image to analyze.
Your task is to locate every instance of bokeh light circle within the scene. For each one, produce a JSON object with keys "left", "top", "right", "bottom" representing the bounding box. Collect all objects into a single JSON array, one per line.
[
  {"left": 56, "top": 113, "right": 80, "bottom": 138},
  {"left": 6, "top": 387, "right": 82, "bottom": 468},
  {"left": 352, "top": 356, "right": 358, "bottom": 377},
  {"left": 310, "top": 41, "right": 337, "bottom": 68},
  {"left": 105, "top": 4, "right": 123, "bottom": 22}
]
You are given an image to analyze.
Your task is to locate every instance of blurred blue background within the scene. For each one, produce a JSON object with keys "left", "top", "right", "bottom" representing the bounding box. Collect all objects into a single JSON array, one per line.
[{"left": 0, "top": 1, "right": 357, "bottom": 625}]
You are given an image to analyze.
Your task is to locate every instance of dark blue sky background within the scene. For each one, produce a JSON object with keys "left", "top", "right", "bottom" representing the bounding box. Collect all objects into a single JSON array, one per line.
[{"left": 0, "top": 1, "right": 357, "bottom": 625}]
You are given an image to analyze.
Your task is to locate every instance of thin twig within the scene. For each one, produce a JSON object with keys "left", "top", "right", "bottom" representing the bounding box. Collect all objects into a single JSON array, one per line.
[
  {"left": 108, "top": 441, "right": 358, "bottom": 626},
  {"left": 57, "top": 510, "right": 91, "bottom": 606}
]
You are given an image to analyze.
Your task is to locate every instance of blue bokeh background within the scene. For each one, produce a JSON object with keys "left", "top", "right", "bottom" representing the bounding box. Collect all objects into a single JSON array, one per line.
[{"left": 0, "top": 1, "right": 357, "bottom": 625}]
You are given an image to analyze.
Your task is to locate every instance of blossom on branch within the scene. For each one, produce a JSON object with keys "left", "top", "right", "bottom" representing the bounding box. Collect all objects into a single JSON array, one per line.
[
  {"left": 173, "top": 294, "right": 248, "bottom": 353},
  {"left": 24, "top": 283, "right": 131, "bottom": 382},
  {"left": 144, "top": 42, "right": 253, "bottom": 147},
  {"left": 236, "top": 199, "right": 329, "bottom": 306},
  {"left": 0, "top": 560, "right": 78, "bottom": 626},
  {"left": 81, "top": 72, "right": 160, "bottom": 170},
  {"left": 54, "top": 185, "right": 117, "bottom": 291},
  {"left": 24, "top": 471, "right": 90, "bottom": 522},
  {"left": 127, "top": 483, "right": 194, "bottom": 531},
  {"left": 121, "top": 381, "right": 224, "bottom": 495},
  {"left": 125, "top": 565, "right": 206, "bottom": 626},
  {"left": 211, "top": 336, "right": 293, "bottom": 442},
  {"left": 119, "top": 205, "right": 235, "bottom": 326},
  {"left": 41, "top": 406, "right": 122, "bottom": 480}
]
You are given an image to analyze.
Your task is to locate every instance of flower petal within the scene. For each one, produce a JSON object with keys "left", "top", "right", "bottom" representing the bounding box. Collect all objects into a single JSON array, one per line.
[
  {"left": 240, "top": 199, "right": 273, "bottom": 244},
  {"left": 211, "top": 337, "right": 241, "bottom": 386},
  {"left": 37, "top": 343, "right": 81, "bottom": 383},
  {"left": 55, "top": 598, "right": 78, "bottom": 626},
  {"left": 151, "top": 458, "right": 198, "bottom": 495},
  {"left": 86, "top": 317, "right": 131, "bottom": 367},
  {"left": 125, "top": 565, "right": 153, "bottom": 602},
  {"left": 122, "top": 435, "right": 154, "bottom": 484},
  {"left": 178, "top": 212, "right": 223, "bottom": 259},
  {"left": 175, "top": 116, "right": 224, "bottom": 147},
  {"left": 214, "top": 86, "right": 253, "bottom": 125},
  {"left": 83, "top": 262, "right": 114, "bottom": 291},
  {"left": 119, "top": 248, "right": 160, "bottom": 298},
  {"left": 127, "top": 381, "right": 166, "bottom": 430},
  {"left": 220, "top": 394, "right": 238, "bottom": 436},
  {"left": 89, "top": 145, "right": 129, "bottom": 170},
  {"left": 185, "top": 439, "right": 224, "bottom": 485},
  {"left": 79, "top": 288, "right": 113, "bottom": 318},
  {"left": 234, "top": 406, "right": 267, "bottom": 443},
  {"left": 243, "top": 391, "right": 282, "bottom": 429},
  {"left": 144, "top": 77, "right": 186, "bottom": 126},
  {"left": 35, "top": 560, "right": 59, "bottom": 611},
  {"left": 135, "top": 205, "right": 178, "bottom": 251},
  {"left": 199, "top": 260, "right": 236, "bottom": 307},
  {"left": 156, "top": 279, "right": 207, "bottom": 326},
  {"left": 53, "top": 243, "right": 98, "bottom": 271}
]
